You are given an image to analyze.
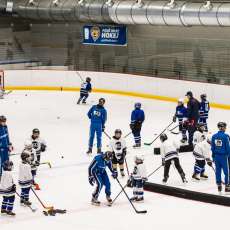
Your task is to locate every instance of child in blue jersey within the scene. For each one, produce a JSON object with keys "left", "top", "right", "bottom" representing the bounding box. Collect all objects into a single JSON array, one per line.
[
  {"left": 199, "top": 94, "right": 210, "bottom": 132},
  {"left": 130, "top": 103, "right": 145, "bottom": 148},
  {"left": 0, "top": 160, "right": 16, "bottom": 216},
  {"left": 173, "top": 98, "right": 188, "bottom": 143},
  {"left": 77, "top": 77, "right": 92, "bottom": 105},
  {"left": 87, "top": 98, "right": 107, "bottom": 154},
  {"left": 88, "top": 151, "right": 117, "bottom": 205},
  {"left": 211, "top": 122, "right": 230, "bottom": 193},
  {"left": 0, "top": 116, "right": 13, "bottom": 178}
]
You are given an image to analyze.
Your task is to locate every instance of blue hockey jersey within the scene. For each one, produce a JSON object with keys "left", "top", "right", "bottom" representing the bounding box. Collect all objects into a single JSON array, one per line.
[
  {"left": 199, "top": 100, "right": 210, "bottom": 119},
  {"left": 87, "top": 105, "right": 107, "bottom": 126},
  {"left": 175, "top": 105, "right": 187, "bottom": 123},
  {"left": 131, "top": 108, "right": 145, "bottom": 125},
  {"left": 88, "top": 154, "right": 113, "bottom": 176},
  {"left": 211, "top": 131, "right": 230, "bottom": 157},
  {"left": 0, "top": 125, "right": 10, "bottom": 148},
  {"left": 80, "top": 82, "right": 92, "bottom": 95}
]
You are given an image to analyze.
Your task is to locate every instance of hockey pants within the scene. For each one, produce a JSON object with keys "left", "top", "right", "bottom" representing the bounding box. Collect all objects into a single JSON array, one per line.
[
  {"left": 164, "top": 157, "right": 185, "bottom": 178},
  {"left": 89, "top": 123, "right": 102, "bottom": 149},
  {"left": 214, "top": 155, "right": 229, "bottom": 185}
]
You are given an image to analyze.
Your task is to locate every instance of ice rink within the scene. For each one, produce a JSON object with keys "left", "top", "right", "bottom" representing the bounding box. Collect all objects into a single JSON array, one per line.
[{"left": 1, "top": 90, "right": 230, "bottom": 230}]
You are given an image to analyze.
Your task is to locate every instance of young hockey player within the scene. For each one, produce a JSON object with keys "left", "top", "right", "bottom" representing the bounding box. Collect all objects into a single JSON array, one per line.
[
  {"left": 88, "top": 151, "right": 117, "bottom": 205},
  {"left": 160, "top": 133, "right": 187, "bottom": 183},
  {"left": 77, "top": 77, "right": 92, "bottom": 104},
  {"left": 211, "top": 122, "right": 230, "bottom": 193},
  {"left": 199, "top": 94, "right": 210, "bottom": 132},
  {"left": 27, "top": 128, "right": 47, "bottom": 166},
  {"left": 109, "top": 129, "right": 127, "bottom": 177},
  {"left": 193, "top": 123, "right": 206, "bottom": 146},
  {"left": 0, "top": 160, "right": 16, "bottom": 216},
  {"left": 0, "top": 115, "right": 13, "bottom": 179},
  {"left": 192, "top": 134, "right": 213, "bottom": 181},
  {"left": 87, "top": 98, "right": 107, "bottom": 154},
  {"left": 173, "top": 98, "right": 188, "bottom": 143},
  {"left": 19, "top": 151, "right": 33, "bottom": 206},
  {"left": 130, "top": 103, "right": 145, "bottom": 148},
  {"left": 24, "top": 140, "right": 40, "bottom": 190},
  {"left": 129, "top": 155, "right": 147, "bottom": 202}
]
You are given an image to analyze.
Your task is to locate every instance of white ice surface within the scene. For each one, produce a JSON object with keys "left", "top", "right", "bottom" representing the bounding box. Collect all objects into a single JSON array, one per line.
[{"left": 0, "top": 91, "right": 230, "bottom": 230}]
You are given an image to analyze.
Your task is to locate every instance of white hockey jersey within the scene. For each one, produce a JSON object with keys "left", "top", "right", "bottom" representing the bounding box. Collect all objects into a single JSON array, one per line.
[
  {"left": 18, "top": 163, "right": 33, "bottom": 188},
  {"left": 193, "top": 140, "right": 211, "bottom": 160},
  {"left": 27, "top": 136, "right": 46, "bottom": 153},
  {"left": 193, "top": 131, "right": 206, "bottom": 145},
  {"left": 160, "top": 139, "right": 179, "bottom": 161},
  {"left": 108, "top": 137, "right": 126, "bottom": 160},
  {"left": 132, "top": 163, "right": 147, "bottom": 180},
  {"left": 0, "top": 171, "right": 15, "bottom": 196}
]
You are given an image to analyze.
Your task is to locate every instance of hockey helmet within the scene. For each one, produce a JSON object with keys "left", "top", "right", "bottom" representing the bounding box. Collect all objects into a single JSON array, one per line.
[
  {"left": 0, "top": 115, "right": 6, "bottom": 122},
  {"left": 217, "top": 122, "right": 227, "bottom": 129},
  {"left": 99, "top": 98, "right": 105, "bottom": 106},
  {"left": 178, "top": 98, "right": 184, "bottom": 104},
  {"left": 160, "top": 133, "right": 168, "bottom": 142},
  {"left": 135, "top": 102, "right": 141, "bottom": 109},
  {"left": 185, "top": 91, "right": 193, "bottom": 97},
  {"left": 200, "top": 94, "right": 207, "bottom": 100},
  {"left": 134, "top": 155, "right": 144, "bottom": 164},
  {"left": 114, "top": 129, "right": 122, "bottom": 138},
  {"left": 86, "top": 77, "right": 91, "bottom": 82},
  {"left": 103, "top": 151, "right": 113, "bottom": 161},
  {"left": 21, "top": 150, "right": 31, "bottom": 163},
  {"left": 3, "top": 160, "right": 13, "bottom": 171},
  {"left": 32, "top": 128, "right": 40, "bottom": 134},
  {"left": 196, "top": 122, "right": 205, "bottom": 131}
]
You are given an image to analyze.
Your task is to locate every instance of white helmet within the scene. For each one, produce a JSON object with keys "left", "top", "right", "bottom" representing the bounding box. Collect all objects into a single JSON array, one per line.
[
  {"left": 134, "top": 155, "right": 144, "bottom": 163},
  {"left": 178, "top": 98, "right": 184, "bottom": 104}
]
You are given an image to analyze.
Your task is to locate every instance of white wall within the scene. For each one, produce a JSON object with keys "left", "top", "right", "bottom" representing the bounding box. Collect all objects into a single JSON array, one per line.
[{"left": 4, "top": 70, "right": 230, "bottom": 107}]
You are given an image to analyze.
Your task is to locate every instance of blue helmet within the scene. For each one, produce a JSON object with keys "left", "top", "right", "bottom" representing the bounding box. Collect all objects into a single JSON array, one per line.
[{"left": 135, "top": 102, "right": 141, "bottom": 109}]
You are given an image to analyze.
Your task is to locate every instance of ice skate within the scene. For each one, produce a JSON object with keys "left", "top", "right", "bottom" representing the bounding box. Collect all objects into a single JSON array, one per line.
[
  {"left": 120, "top": 170, "right": 125, "bottom": 177},
  {"left": 1, "top": 209, "right": 7, "bottom": 214},
  {"left": 225, "top": 185, "right": 230, "bottom": 194},
  {"left": 217, "top": 184, "right": 222, "bottom": 193},
  {"left": 87, "top": 148, "right": 92, "bottom": 155},
  {"left": 162, "top": 176, "right": 168, "bottom": 183},
  {"left": 106, "top": 195, "right": 112, "bottom": 204},
  {"left": 192, "top": 173, "right": 200, "bottom": 181},
  {"left": 200, "top": 173, "right": 208, "bottom": 180},
  {"left": 77, "top": 99, "right": 81, "bottom": 104},
  {"left": 135, "top": 197, "right": 144, "bottom": 202},
  {"left": 97, "top": 148, "right": 101, "bottom": 153},
  {"left": 91, "top": 197, "right": 100, "bottom": 206},
  {"left": 130, "top": 196, "right": 137, "bottom": 201},
  {"left": 133, "top": 143, "right": 141, "bottom": 149},
  {"left": 6, "top": 211, "right": 16, "bottom": 216}
]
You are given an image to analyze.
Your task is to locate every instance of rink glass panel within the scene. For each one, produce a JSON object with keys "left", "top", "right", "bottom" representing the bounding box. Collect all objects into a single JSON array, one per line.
[{"left": 1, "top": 18, "right": 230, "bottom": 85}]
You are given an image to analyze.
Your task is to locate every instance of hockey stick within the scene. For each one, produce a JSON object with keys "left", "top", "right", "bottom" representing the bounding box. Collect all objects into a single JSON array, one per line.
[
  {"left": 103, "top": 131, "right": 111, "bottom": 140},
  {"left": 144, "top": 121, "right": 174, "bottom": 146},
  {"left": 75, "top": 71, "right": 84, "bottom": 82},
  {"left": 124, "top": 132, "right": 132, "bottom": 139},
  {"left": 9, "top": 152, "right": 21, "bottom": 157},
  {"left": 31, "top": 188, "right": 53, "bottom": 210},
  {"left": 3, "top": 90, "right": 13, "bottom": 95},
  {"left": 109, "top": 183, "right": 128, "bottom": 206},
  {"left": 40, "top": 162, "right": 52, "bottom": 168},
  {"left": 15, "top": 191, "right": 37, "bottom": 212},
  {"left": 147, "top": 165, "right": 162, "bottom": 179},
  {"left": 124, "top": 158, "right": 130, "bottom": 176},
  {"left": 116, "top": 178, "right": 147, "bottom": 214}
]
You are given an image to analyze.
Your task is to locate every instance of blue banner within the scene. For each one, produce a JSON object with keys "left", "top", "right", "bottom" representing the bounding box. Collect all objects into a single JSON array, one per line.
[{"left": 82, "top": 25, "right": 127, "bottom": 46}]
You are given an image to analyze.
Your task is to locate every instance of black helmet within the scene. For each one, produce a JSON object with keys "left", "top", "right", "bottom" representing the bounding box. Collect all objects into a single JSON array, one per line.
[
  {"left": 160, "top": 133, "right": 168, "bottom": 142},
  {"left": 32, "top": 128, "right": 40, "bottom": 134},
  {"left": 196, "top": 122, "right": 205, "bottom": 130},
  {"left": 99, "top": 98, "right": 105, "bottom": 105},
  {"left": 0, "top": 115, "right": 6, "bottom": 122},
  {"left": 217, "top": 122, "right": 227, "bottom": 129},
  {"left": 200, "top": 94, "right": 207, "bottom": 100},
  {"left": 115, "top": 129, "right": 122, "bottom": 135},
  {"left": 3, "top": 160, "right": 13, "bottom": 171},
  {"left": 21, "top": 150, "right": 31, "bottom": 162},
  {"left": 103, "top": 151, "right": 113, "bottom": 161},
  {"left": 185, "top": 91, "right": 193, "bottom": 97},
  {"left": 86, "top": 77, "right": 91, "bottom": 82}
]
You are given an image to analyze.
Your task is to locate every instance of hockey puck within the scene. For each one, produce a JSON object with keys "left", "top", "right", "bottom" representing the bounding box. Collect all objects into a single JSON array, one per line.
[
  {"left": 57, "top": 116, "right": 60, "bottom": 119},
  {"left": 61, "top": 156, "right": 64, "bottom": 159},
  {"left": 25, "top": 94, "right": 27, "bottom": 96}
]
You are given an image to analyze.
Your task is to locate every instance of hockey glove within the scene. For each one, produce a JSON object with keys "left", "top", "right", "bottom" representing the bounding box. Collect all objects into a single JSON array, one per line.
[
  {"left": 102, "top": 126, "right": 105, "bottom": 132},
  {"left": 11, "top": 184, "right": 16, "bottom": 192},
  {"left": 173, "top": 116, "right": 176, "bottom": 123},
  {"left": 112, "top": 171, "right": 118, "bottom": 179},
  {"left": 129, "top": 123, "right": 134, "bottom": 131},
  {"left": 41, "top": 143, "right": 46, "bottom": 152},
  {"left": 8, "top": 144, "right": 13, "bottom": 152},
  {"left": 127, "top": 177, "right": 133, "bottom": 188},
  {"left": 162, "top": 158, "right": 165, "bottom": 166},
  {"left": 35, "top": 161, "right": 40, "bottom": 166},
  {"left": 89, "top": 176, "right": 95, "bottom": 186},
  {"left": 206, "top": 158, "right": 212, "bottom": 167}
]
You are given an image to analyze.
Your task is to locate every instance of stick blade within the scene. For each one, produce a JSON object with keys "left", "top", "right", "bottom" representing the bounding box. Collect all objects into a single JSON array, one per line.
[
  {"left": 136, "top": 210, "right": 147, "bottom": 214},
  {"left": 144, "top": 143, "right": 151, "bottom": 146}
]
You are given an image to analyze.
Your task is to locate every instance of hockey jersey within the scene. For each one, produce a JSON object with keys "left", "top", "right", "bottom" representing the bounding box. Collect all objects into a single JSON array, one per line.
[
  {"left": 18, "top": 162, "right": 33, "bottom": 188},
  {"left": 88, "top": 105, "right": 107, "bottom": 126},
  {"left": 0, "top": 170, "right": 15, "bottom": 196},
  {"left": 132, "top": 163, "right": 147, "bottom": 180},
  {"left": 193, "top": 140, "right": 211, "bottom": 160},
  {"left": 175, "top": 105, "right": 187, "bottom": 123},
  {"left": 0, "top": 124, "right": 10, "bottom": 148},
  {"left": 131, "top": 108, "right": 145, "bottom": 125},
  {"left": 108, "top": 137, "right": 126, "bottom": 160},
  {"left": 160, "top": 139, "right": 179, "bottom": 161},
  {"left": 27, "top": 136, "right": 46, "bottom": 154},
  {"left": 80, "top": 82, "right": 92, "bottom": 95},
  {"left": 193, "top": 131, "right": 206, "bottom": 145},
  {"left": 199, "top": 100, "right": 210, "bottom": 119}
]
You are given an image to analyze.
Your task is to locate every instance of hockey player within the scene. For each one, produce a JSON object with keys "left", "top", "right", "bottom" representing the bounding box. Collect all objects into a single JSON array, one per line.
[
  {"left": 199, "top": 94, "right": 210, "bottom": 132},
  {"left": 193, "top": 123, "right": 206, "bottom": 146},
  {"left": 130, "top": 103, "right": 145, "bottom": 148},
  {"left": 24, "top": 140, "right": 40, "bottom": 190},
  {"left": 0, "top": 116, "right": 13, "bottom": 178},
  {"left": 211, "top": 122, "right": 230, "bottom": 192},
  {"left": 88, "top": 151, "right": 117, "bottom": 205},
  {"left": 0, "top": 160, "right": 16, "bottom": 216},
  {"left": 27, "top": 128, "right": 47, "bottom": 166},
  {"left": 192, "top": 135, "right": 213, "bottom": 181},
  {"left": 87, "top": 98, "right": 107, "bottom": 154},
  {"left": 185, "top": 91, "right": 200, "bottom": 145},
  {"left": 108, "top": 129, "right": 127, "bottom": 177},
  {"left": 129, "top": 156, "right": 147, "bottom": 202},
  {"left": 173, "top": 98, "right": 188, "bottom": 143},
  {"left": 19, "top": 151, "right": 33, "bottom": 206},
  {"left": 160, "top": 133, "right": 187, "bottom": 183},
  {"left": 77, "top": 77, "right": 92, "bottom": 105}
]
